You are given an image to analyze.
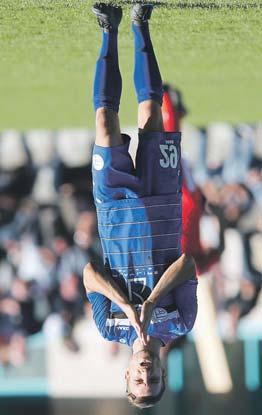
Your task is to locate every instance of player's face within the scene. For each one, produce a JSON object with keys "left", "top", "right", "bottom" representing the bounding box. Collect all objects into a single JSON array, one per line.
[{"left": 125, "top": 349, "right": 163, "bottom": 398}]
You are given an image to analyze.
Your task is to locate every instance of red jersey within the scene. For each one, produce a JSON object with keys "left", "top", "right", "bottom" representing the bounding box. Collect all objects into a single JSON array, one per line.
[{"left": 162, "top": 90, "right": 221, "bottom": 275}]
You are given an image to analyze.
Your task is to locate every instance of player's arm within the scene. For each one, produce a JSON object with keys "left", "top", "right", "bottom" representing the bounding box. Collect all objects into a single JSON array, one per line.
[
  {"left": 140, "top": 254, "right": 197, "bottom": 337},
  {"left": 83, "top": 263, "right": 144, "bottom": 342},
  {"left": 146, "top": 253, "right": 196, "bottom": 305},
  {"left": 83, "top": 262, "right": 130, "bottom": 309}
]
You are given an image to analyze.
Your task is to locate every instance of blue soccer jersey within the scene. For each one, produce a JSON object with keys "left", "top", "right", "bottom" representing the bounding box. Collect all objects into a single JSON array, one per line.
[{"left": 88, "top": 132, "right": 198, "bottom": 346}]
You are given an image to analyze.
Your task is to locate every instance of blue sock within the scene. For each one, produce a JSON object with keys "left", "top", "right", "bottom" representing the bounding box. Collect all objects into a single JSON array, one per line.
[
  {"left": 132, "top": 22, "right": 163, "bottom": 105},
  {"left": 93, "top": 30, "right": 122, "bottom": 113}
]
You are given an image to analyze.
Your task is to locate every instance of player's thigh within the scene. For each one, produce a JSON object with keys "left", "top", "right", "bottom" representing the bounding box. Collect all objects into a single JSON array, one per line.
[
  {"left": 136, "top": 131, "right": 182, "bottom": 196},
  {"left": 138, "top": 100, "right": 164, "bottom": 133},
  {"left": 95, "top": 108, "right": 123, "bottom": 147},
  {"left": 92, "top": 134, "right": 141, "bottom": 204}
]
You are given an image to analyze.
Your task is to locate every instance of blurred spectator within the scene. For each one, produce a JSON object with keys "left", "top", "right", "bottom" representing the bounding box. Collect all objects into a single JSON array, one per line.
[{"left": 0, "top": 131, "right": 100, "bottom": 365}]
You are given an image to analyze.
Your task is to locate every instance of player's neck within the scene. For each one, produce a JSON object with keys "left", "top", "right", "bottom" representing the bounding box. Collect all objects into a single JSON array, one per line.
[{"left": 132, "top": 337, "right": 162, "bottom": 356}]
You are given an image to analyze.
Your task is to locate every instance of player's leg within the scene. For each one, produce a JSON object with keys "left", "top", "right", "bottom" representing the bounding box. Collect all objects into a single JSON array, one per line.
[
  {"left": 93, "top": 3, "right": 123, "bottom": 147},
  {"left": 131, "top": 4, "right": 164, "bottom": 133},
  {"left": 92, "top": 4, "right": 141, "bottom": 204},
  {"left": 131, "top": 5, "right": 182, "bottom": 197}
]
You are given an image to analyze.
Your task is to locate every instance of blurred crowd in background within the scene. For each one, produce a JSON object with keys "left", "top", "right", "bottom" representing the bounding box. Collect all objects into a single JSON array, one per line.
[{"left": 0, "top": 120, "right": 261, "bottom": 368}]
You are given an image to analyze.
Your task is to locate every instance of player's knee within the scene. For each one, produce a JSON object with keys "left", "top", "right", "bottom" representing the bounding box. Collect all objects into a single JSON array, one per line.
[
  {"left": 96, "top": 108, "right": 120, "bottom": 131},
  {"left": 95, "top": 108, "right": 122, "bottom": 146},
  {"left": 138, "top": 100, "right": 163, "bottom": 132},
  {"left": 96, "top": 108, "right": 112, "bottom": 130}
]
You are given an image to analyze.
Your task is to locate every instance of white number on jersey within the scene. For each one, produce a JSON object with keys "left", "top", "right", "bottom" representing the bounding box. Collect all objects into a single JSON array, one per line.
[{"left": 159, "top": 144, "right": 178, "bottom": 169}]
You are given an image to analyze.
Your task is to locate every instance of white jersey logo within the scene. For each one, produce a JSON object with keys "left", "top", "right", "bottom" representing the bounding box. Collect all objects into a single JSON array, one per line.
[{"left": 93, "top": 154, "right": 104, "bottom": 170}]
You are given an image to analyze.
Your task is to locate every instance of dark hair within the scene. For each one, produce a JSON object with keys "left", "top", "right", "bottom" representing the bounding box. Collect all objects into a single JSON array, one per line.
[{"left": 126, "top": 370, "right": 166, "bottom": 409}]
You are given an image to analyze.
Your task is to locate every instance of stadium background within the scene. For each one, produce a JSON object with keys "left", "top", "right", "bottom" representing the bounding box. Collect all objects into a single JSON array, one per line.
[{"left": 0, "top": 1, "right": 262, "bottom": 415}]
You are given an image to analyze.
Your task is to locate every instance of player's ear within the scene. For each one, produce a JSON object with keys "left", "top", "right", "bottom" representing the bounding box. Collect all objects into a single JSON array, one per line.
[{"left": 125, "top": 369, "right": 130, "bottom": 380}]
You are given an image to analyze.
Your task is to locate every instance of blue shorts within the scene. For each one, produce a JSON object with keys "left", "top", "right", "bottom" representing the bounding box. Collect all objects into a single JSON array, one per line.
[{"left": 92, "top": 131, "right": 181, "bottom": 204}]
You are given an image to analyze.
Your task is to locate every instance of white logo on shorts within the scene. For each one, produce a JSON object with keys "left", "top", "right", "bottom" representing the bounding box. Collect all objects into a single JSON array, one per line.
[{"left": 93, "top": 154, "right": 104, "bottom": 170}]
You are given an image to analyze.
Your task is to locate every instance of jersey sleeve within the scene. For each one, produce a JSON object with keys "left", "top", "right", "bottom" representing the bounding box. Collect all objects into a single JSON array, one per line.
[
  {"left": 87, "top": 292, "right": 111, "bottom": 339},
  {"left": 87, "top": 292, "right": 137, "bottom": 346},
  {"left": 172, "top": 278, "right": 198, "bottom": 332}
]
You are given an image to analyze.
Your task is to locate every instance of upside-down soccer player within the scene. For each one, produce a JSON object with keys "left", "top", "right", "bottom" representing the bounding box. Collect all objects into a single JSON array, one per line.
[{"left": 83, "top": 2, "right": 198, "bottom": 408}]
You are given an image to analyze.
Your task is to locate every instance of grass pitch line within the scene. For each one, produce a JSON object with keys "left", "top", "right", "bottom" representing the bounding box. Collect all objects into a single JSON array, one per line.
[{"left": 193, "top": 278, "right": 233, "bottom": 394}]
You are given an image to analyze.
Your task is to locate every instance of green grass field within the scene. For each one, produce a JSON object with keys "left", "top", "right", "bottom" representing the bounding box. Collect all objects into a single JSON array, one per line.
[{"left": 0, "top": 0, "right": 261, "bottom": 130}]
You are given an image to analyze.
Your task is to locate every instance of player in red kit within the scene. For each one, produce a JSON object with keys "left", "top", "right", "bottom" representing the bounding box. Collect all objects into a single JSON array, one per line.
[{"left": 162, "top": 84, "right": 225, "bottom": 275}]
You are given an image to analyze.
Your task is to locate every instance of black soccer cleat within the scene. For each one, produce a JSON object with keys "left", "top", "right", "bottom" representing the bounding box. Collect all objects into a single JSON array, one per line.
[
  {"left": 92, "top": 3, "right": 122, "bottom": 32},
  {"left": 131, "top": 2, "right": 154, "bottom": 25}
]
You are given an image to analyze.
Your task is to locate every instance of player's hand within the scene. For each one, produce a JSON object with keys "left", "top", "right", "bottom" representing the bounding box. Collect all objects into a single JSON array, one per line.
[
  {"left": 140, "top": 300, "right": 155, "bottom": 345},
  {"left": 123, "top": 304, "right": 144, "bottom": 344}
]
